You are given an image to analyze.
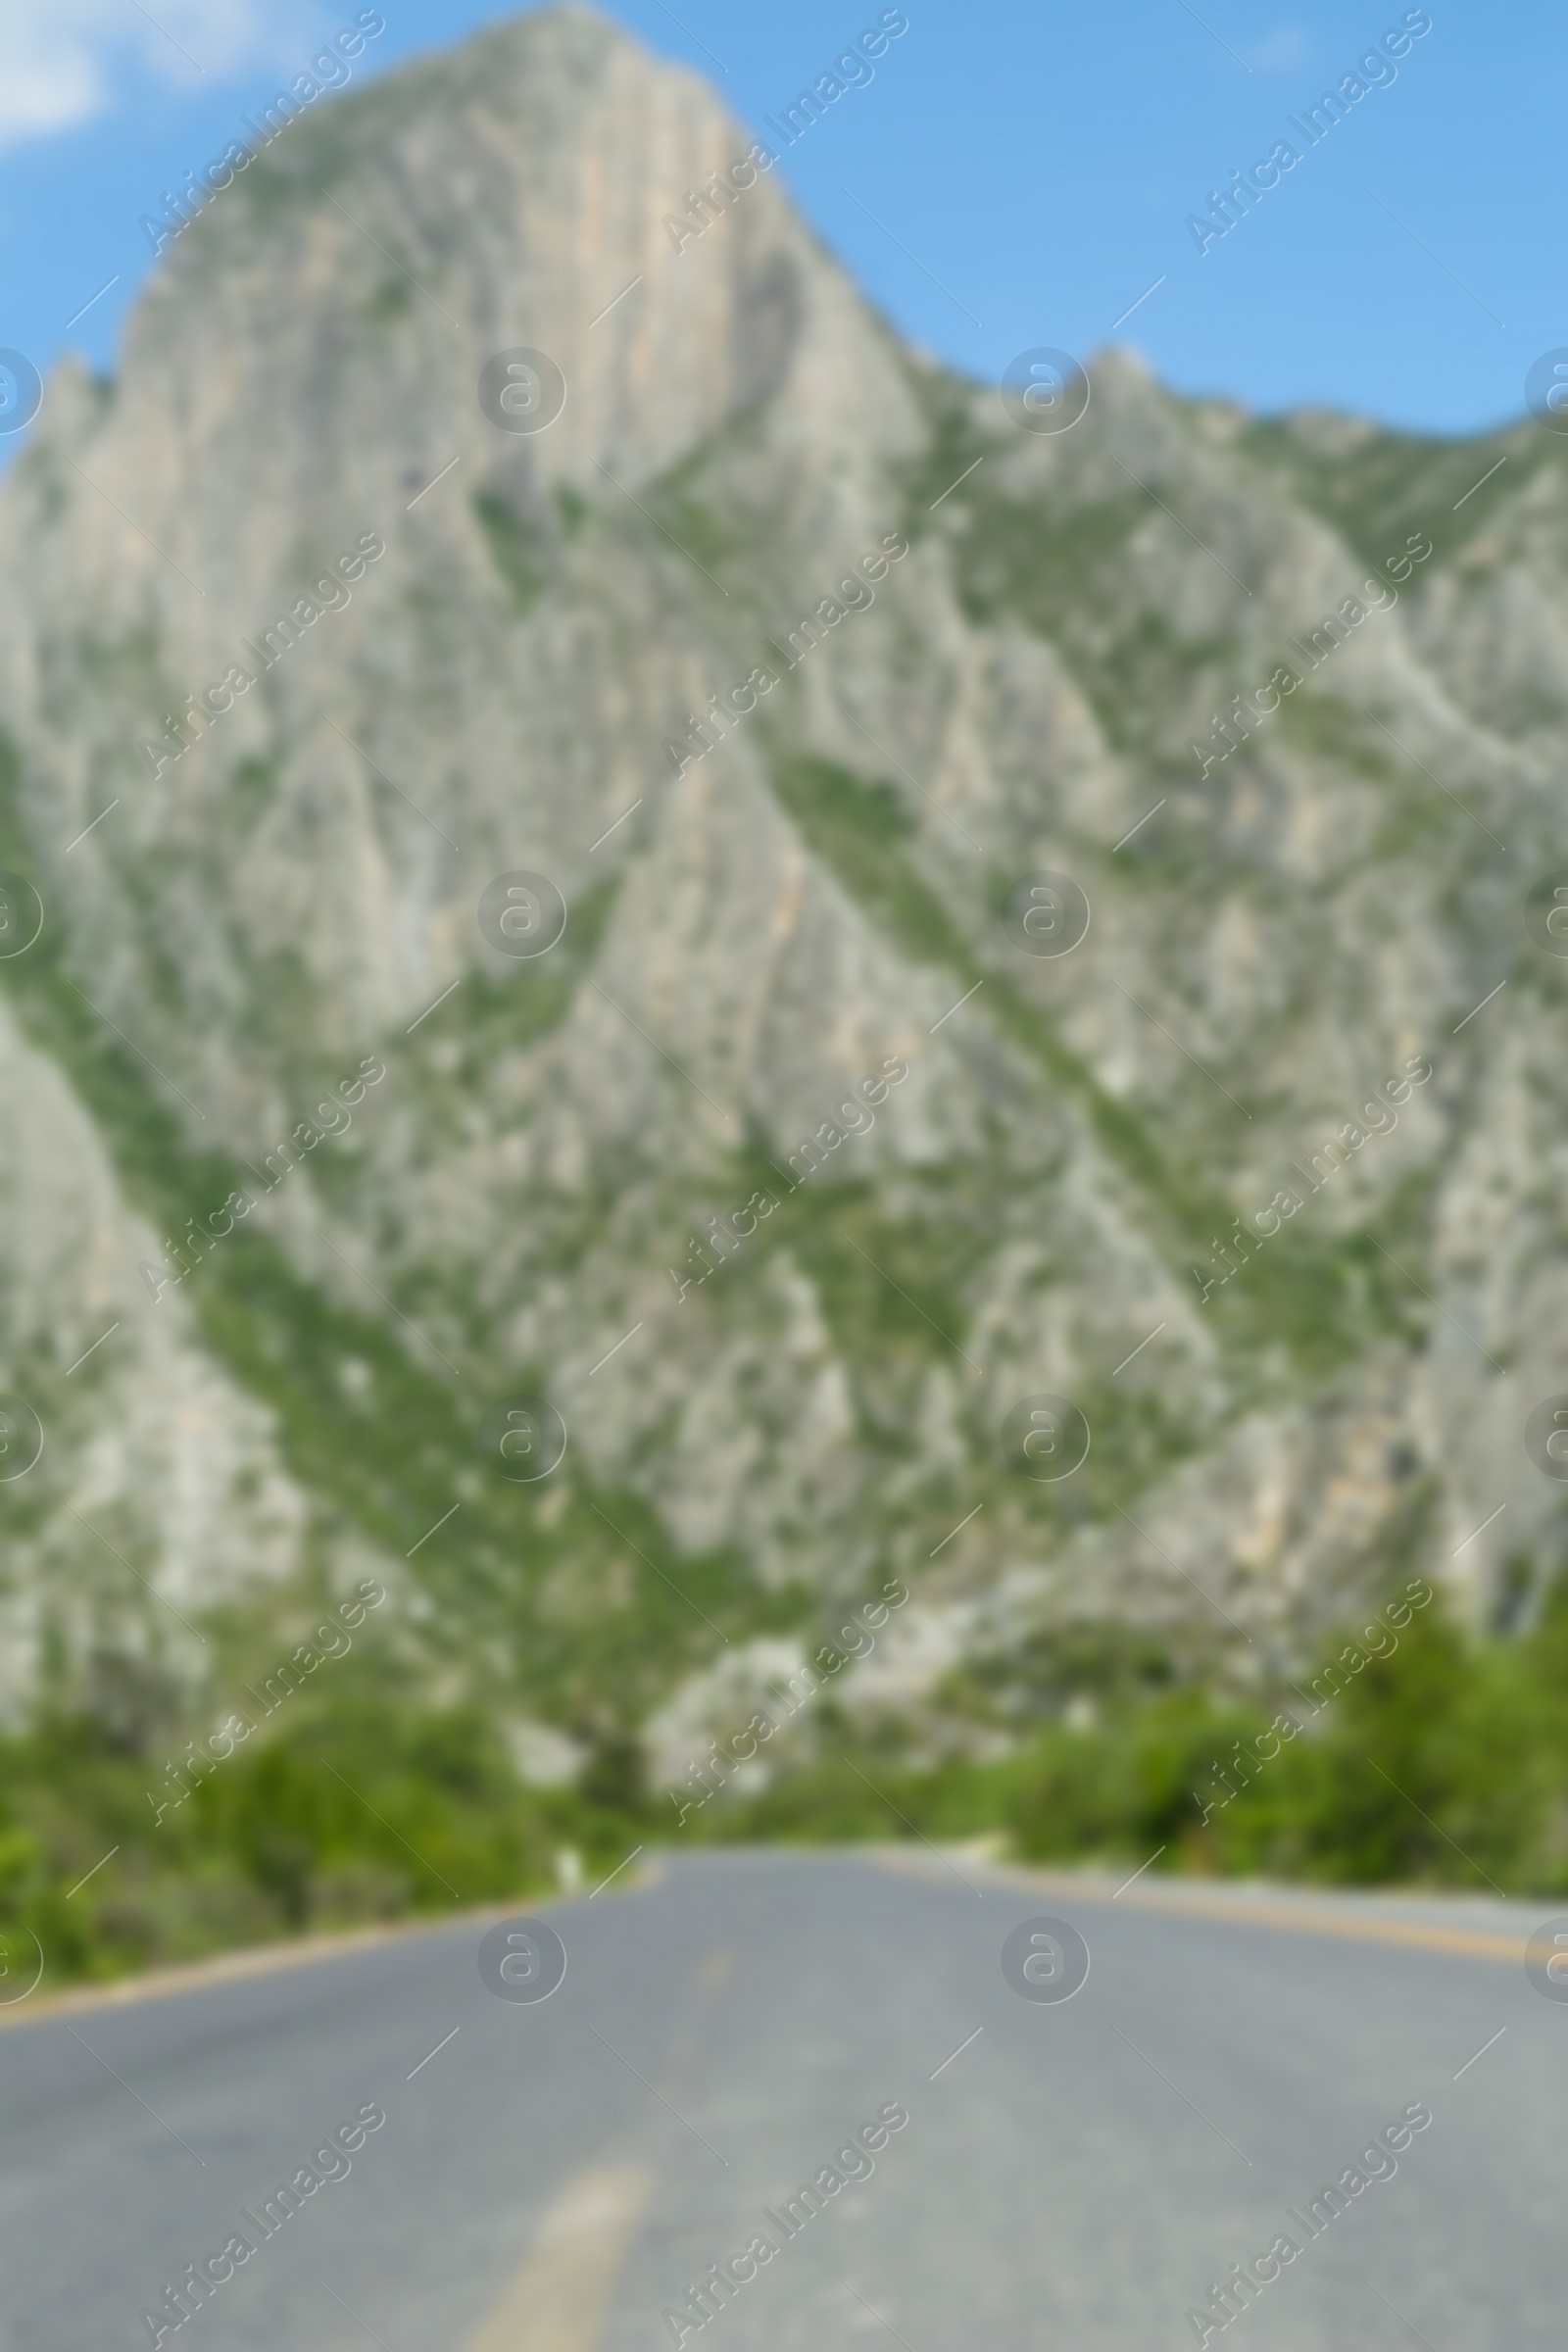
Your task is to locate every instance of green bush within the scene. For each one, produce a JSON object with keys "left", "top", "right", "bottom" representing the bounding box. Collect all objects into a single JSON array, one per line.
[
  {"left": 699, "top": 1583, "right": 1568, "bottom": 1898},
  {"left": 9, "top": 1583, "right": 1568, "bottom": 1993},
  {"left": 0, "top": 1691, "right": 637, "bottom": 1984}
]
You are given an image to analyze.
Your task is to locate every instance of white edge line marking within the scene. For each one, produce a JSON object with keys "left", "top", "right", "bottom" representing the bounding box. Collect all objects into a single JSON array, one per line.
[
  {"left": 588, "top": 1323, "right": 643, "bottom": 1377},
  {"left": 407, "top": 2024, "right": 460, "bottom": 2080}
]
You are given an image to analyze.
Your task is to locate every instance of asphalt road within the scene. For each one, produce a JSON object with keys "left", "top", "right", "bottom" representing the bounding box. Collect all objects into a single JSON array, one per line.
[{"left": 0, "top": 1848, "right": 1557, "bottom": 2351}]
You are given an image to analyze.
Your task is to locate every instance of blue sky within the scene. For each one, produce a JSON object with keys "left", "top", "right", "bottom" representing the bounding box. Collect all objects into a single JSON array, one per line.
[{"left": 0, "top": 0, "right": 1552, "bottom": 444}]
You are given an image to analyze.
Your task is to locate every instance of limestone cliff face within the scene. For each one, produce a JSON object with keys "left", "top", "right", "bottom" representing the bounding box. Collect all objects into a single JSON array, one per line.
[
  {"left": 0, "top": 5, "right": 1560, "bottom": 1756},
  {"left": 0, "top": 998, "right": 311, "bottom": 1719}
]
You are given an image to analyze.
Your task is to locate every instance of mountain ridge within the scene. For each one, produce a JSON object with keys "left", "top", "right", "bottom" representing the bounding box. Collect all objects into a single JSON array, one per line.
[{"left": 0, "top": 3, "right": 1562, "bottom": 1817}]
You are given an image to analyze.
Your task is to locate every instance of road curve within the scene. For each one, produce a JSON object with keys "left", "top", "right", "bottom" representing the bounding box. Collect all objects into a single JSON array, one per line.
[{"left": 0, "top": 1849, "right": 1557, "bottom": 2350}]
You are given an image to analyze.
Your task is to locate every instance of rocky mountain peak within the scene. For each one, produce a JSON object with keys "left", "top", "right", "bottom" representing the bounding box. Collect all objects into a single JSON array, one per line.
[{"left": 0, "top": 3, "right": 1560, "bottom": 1794}]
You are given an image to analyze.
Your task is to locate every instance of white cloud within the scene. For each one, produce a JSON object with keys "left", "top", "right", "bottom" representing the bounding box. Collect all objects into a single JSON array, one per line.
[{"left": 0, "top": 0, "right": 318, "bottom": 149}]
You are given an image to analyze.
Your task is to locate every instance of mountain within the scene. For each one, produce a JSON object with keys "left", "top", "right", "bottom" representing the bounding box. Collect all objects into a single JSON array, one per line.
[{"left": 0, "top": 2, "right": 1561, "bottom": 1803}]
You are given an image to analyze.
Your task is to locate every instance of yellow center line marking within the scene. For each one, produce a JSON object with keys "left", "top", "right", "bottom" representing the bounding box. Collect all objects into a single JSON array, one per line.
[
  {"left": 1024, "top": 1872, "right": 1526, "bottom": 1963},
  {"left": 465, "top": 2166, "right": 656, "bottom": 2352}
]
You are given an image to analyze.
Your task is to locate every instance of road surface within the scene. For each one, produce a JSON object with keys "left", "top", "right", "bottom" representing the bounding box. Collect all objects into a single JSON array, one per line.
[{"left": 0, "top": 1848, "right": 1556, "bottom": 2349}]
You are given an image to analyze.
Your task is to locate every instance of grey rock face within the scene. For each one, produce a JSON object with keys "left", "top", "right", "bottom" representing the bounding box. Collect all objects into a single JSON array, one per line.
[
  {"left": 0, "top": 5, "right": 1558, "bottom": 1751},
  {"left": 0, "top": 999, "right": 312, "bottom": 1716}
]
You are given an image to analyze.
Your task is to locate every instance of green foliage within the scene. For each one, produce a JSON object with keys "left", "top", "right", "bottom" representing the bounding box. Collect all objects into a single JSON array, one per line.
[
  {"left": 2, "top": 295, "right": 1559, "bottom": 2029},
  {"left": 225, "top": 752, "right": 283, "bottom": 828},
  {"left": 0, "top": 848, "right": 765, "bottom": 1723},
  {"left": 767, "top": 756, "right": 1263, "bottom": 1276},
  {"left": 555, "top": 484, "right": 592, "bottom": 539},
  {"left": 473, "top": 491, "right": 550, "bottom": 612},
  {"left": 696, "top": 1586, "right": 1568, "bottom": 1896},
  {"left": 950, "top": 488, "right": 1152, "bottom": 644},
  {"left": 397, "top": 871, "right": 620, "bottom": 1079},
  {"left": 762, "top": 749, "right": 1398, "bottom": 1412},
  {"left": 769, "top": 754, "right": 1168, "bottom": 1187},
  {"left": 0, "top": 1696, "right": 519, "bottom": 1977},
  {"left": 1237, "top": 414, "right": 1533, "bottom": 572},
  {"left": 364, "top": 279, "right": 412, "bottom": 323},
  {"left": 0, "top": 1682, "right": 653, "bottom": 1984}
]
